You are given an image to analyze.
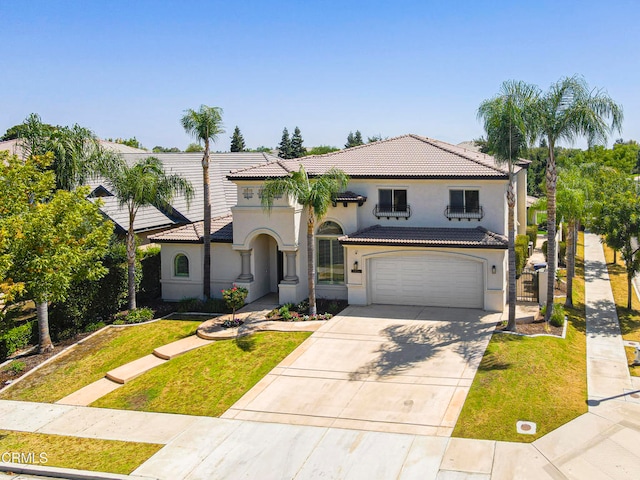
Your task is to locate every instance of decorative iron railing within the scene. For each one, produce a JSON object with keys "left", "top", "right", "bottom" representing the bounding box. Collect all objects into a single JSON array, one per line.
[{"left": 444, "top": 205, "right": 484, "bottom": 221}]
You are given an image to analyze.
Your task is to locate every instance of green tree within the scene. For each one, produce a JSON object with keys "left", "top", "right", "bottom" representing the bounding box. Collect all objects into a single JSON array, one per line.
[
  {"left": 261, "top": 166, "right": 348, "bottom": 315},
  {"left": 106, "top": 137, "right": 145, "bottom": 149},
  {"left": 278, "top": 127, "right": 292, "bottom": 159},
  {"left": 345, "top": 131, "right": 364, "bottom": 148},
  {"left": 306, "top": 145, "right": 340, "bottom": 156},
  {"left": 530, "top": 76, "right": 623, "bottom": 322},
  {"left": 152, "top": 146, "right": 181, "bottom": 153},
  {"left": 0, "top": 153, "right": 112, "bottom": 351},
  {"left": 291, "top": 127, "right": 306, "bottom": 158},
  {"left": 105, "top": 157, "right": 193, "bottom": 310},
  {"left": 185, "top": 143, "right": 204, "bottom": 152},
  {"left": 230, "top": 126, "right": 246, "bottom": 152},
  {"left": 2, "top": 117, "right": 56, "bottom": 142},
  {"left": 252, "top": 146, "right": 272, "bottom": 153},
  {"left": 478, "top": 80, "right": 538, "bottom": 331},
  {"left": 181, "top": 105, "right": 225, "bottom": 299},
  {"left": 367, "top": 134, "right": 385, "bottom": 143}
]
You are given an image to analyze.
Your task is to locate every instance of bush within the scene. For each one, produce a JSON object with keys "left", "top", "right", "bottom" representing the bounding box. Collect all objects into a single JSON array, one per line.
[
  {"left": 177, "top": 297, "right": 229, "bottom": 313},
  {"left": 526, "top": 225, "right": 537, "bottom": 249},
  {"left": 222, "top": 285, "right": 249, "bottom": 317},
  {"left": 515, "top": 234, "right": 530, "bottom": 276},
  {"left": 0, "top": 322, "right": 34, "bottom": 361},
  {"left": 177, "top": 297, "right": 202, "bottom": 312},
  {"left": 3, "top": 360, "right": 26, "bottom": 375},
  {"left": 139, "top": 246, "right": 161, "bottom": 300},
  {"left": 541, "top": 304, "right": 565, "bottom": 328},
  {"left": 113, "top": 307, "right": 154, "bottom": 325}
]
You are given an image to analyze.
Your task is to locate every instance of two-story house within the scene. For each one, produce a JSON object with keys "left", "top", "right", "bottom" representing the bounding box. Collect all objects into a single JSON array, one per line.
[{"left": 150, "top": 134, "right": 527, "bottom": 312}]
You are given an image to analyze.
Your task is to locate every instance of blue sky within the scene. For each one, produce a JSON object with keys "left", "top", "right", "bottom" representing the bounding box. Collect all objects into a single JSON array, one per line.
[{"left": 1, "top": 0, "right": 638, "bottom": 151}]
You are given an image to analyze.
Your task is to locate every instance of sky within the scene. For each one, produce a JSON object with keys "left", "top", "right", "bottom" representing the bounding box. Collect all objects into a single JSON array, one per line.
[{"left": 1, "top": 0, "right": 639, "bottom": 151}]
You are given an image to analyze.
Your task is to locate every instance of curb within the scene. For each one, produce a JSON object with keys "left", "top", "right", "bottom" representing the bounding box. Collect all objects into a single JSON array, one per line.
[{"left": 0, "top": 462, "right": 158, "bottom": 480}]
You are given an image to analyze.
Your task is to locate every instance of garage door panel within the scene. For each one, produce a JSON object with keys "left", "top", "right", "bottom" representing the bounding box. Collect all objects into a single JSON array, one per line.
[{"left": 370, "top": 255, "right": 483, "bottom": 308}]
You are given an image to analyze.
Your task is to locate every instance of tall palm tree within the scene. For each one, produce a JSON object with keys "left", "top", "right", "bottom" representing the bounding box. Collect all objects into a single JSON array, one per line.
[
  {"left": 106, "top": 156, "right": 193, "bottom": 310},
  {"left": 181, "top": 105, "right": 225, "bottom": 299},
  {"left": 261, "top": 165, "right": 348, "bottom": 315},
  {"left": 478, "top": 80, "right": 538, "bottom": 331},
  {"left": 531, "top": 76, "right": 623, "bottom": 321}
]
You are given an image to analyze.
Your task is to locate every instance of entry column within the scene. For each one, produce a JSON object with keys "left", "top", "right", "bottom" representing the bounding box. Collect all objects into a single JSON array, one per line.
[
  {"left": 236, "top": 250, "right": 254, "bottom": 282},
  {"left": 282, "top": 251, "right": 299, "bottom": 284}
]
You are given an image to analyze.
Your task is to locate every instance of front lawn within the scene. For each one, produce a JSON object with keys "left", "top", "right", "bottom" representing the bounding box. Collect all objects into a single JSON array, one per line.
[
  {"left": 0, "top": 320, "right": 201, "bottom": 403},
  {"left": 453, "top": 232, "right": 587, "bottom": 443},
  {"left": 91, "top": 331, "right": 311, "bottom": 416},
  {"left": 0, "top": 429, "right": 161, "bottom": 474},
  {"left": 602, "top": 243, "right": 640, "bottom": 342}
]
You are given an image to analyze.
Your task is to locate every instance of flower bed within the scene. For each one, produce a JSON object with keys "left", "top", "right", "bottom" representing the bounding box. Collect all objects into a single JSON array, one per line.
[{"left": 265, "top": 299, "right": 342, "bottom": 322}]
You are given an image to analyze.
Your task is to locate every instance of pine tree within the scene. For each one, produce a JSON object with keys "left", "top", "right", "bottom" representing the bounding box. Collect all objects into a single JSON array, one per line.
[
  {"left": 291, "top": 126, "right": 305, "bottom": 158},
  {"left": 278, "top": 127, "right": 292, "bottom": 159},
  {"left": 345, "top": 130, "right": 364, "bottom": 148},
  {"left": 230, "top": 126, "right": 246, "bottom": 152},
  {"left": 354, "top": 130, "right": 363, "bottom": 145}
]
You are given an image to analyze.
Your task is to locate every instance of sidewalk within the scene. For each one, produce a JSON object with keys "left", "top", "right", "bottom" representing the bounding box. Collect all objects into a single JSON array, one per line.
[{"left": 3, "top": 234, "right": 640, "bottom": 479}]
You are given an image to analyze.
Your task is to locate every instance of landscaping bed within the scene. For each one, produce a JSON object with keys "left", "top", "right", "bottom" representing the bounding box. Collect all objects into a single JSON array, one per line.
[{"left": 265, "top": 298, "right": 347, "bottom": 322}]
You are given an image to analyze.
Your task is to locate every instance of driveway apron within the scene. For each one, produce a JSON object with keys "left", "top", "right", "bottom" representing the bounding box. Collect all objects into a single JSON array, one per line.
[{"left": 222, "top": 305, "right": 501, "bottom": 436}]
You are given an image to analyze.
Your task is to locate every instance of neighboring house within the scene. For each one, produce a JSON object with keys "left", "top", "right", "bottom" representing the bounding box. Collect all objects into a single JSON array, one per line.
[
  {"left": 88, "top": 152, "right": 276, "bottom": 242},
  {"left": 151, "top": 135, "right": 528, "bottom": 312},
  {"left": 0, "top": 138, "right": 150, "bottom": 158}
]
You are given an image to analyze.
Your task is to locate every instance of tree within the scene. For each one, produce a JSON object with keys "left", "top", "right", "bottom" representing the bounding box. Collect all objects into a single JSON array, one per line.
[
  {"left": 153, "top": 146, "right": 181, "bottom": 153},
  {"left": 345, "top": 131, "right": 364, "bottom": 148},
  {"left": 367, "top": 134, "right": 385, "bottom": 143},
  {"left": 261, "top": 166, "right": 348, "bottom": 315},
  {"left": 2, "top": 117, "right": 56, "bottom": 141},
  {"left": 306, "top": 145, "right": 340, "bottom": 156},
  {"left": 104, "top": 157, "right": 193, "bottom": 310},
  {"left": 478, "top": 80, "right": 538, "bottom": 331},
  {"left": 106, "top": 137, "right": 144, "bottom": 149},
  {"left": 230, "top": 126, "right": 246, "bottom": 152},
  {"left": 290, "top": 127, "right": 306, "bottom": 158},
  {"left": 0, "top": 153, "right": 112, "bottom": 352},
  {"left": 185, "top": 143, "right": 204, "bottom": 152},
  {"left": 278, "top": 128, "right": 292, "bottom": 159},
  {"left": 181, "top": 105, "right": 225, "bottom": 299},
  {"left": 530, "top": 76, "right": 623, "bottom": 322}
]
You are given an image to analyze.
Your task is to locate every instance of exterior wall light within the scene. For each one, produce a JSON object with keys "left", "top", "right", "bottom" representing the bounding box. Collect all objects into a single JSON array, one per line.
[{"left": 492, "top": 265, "right": 496, "bottom": 274}]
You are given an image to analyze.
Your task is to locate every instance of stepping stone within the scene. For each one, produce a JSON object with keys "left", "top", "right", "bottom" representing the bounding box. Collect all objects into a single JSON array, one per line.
[
  {"left": 106, "top": 354, "right": 166, "bottom": 384},
  {"left": 153, "top": 335, "right": 214, "bottom": 360},
  {"left": 56, "top": 378, "right": 122, "bottom": 406}
]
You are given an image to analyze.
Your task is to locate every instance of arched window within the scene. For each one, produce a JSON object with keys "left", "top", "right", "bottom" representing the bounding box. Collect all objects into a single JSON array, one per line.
[
  {"left": 174, "top": 254, "right": 189, "bottom": 277},
  {"left": 317, "top": 221, "right": 344, "bottom": 284}
]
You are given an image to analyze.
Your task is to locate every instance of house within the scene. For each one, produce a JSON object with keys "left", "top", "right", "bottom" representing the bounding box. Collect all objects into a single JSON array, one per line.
[{"left": 150, "top": 135, "right": 528, "bottom": 311}]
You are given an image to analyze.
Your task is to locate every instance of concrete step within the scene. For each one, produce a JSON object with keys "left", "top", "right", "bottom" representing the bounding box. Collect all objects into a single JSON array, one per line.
[
  {"left": 56, "top": 378, "right": 122, "bottom": 406},
  {"left": 153, "top": 335, "right": 214, "bottom": 360},
  {"left": 106, "top": 354, "right": 166, "bottom": 384}
]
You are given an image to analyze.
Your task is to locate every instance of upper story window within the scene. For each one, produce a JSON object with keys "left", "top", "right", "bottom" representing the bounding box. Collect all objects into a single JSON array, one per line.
[
  {"left": 374, "top": 188, "right": 410, "bottom": 219},
  {"left": 445, "top": 189, "right": 483, "bottom": 220},
  {"left": 174, "top": 254, "right": 190, "bottom": 277},
  {"left": 317, "top": 221, "right": 344, "bottom": 284}
]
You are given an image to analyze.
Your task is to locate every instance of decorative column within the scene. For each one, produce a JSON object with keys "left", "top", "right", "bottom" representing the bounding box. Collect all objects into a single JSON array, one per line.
[
  {"left": 236, "top": 250, "right": 254, "bottom": 282},
  {"left": 282, "top": 251, "right": 299, "bottom": 284}
]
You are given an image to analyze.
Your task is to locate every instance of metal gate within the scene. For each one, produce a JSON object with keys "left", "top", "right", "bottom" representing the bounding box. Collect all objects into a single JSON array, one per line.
[{"left": 517, "top": 268, "right": 539, "bottom": 302}]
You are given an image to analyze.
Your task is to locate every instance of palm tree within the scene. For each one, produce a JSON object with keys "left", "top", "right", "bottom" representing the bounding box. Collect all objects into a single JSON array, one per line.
[
  {"left": 261, "top": 165, "right": 348, "bottom": 315},
  {"left": 531, "top": 76, "right": 623, "bottom": 321},
  {"left": 106, "top": 156, "right": 193, "bottom": 310},
  {"left": 478, "top": 80, "right": 538, "bottom": 331},
  {"left": 181, "top": 105, "right": 225, "bottom": 299}
]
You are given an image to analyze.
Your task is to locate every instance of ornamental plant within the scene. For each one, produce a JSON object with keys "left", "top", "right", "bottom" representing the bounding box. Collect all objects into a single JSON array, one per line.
[{"left": 222, "top": 285, "right": 248, "bottom": 324}]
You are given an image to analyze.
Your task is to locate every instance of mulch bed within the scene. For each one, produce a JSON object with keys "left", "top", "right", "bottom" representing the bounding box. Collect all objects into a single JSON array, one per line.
[{"left": 496, "top": 318, "right": 563, "bottom": 336}]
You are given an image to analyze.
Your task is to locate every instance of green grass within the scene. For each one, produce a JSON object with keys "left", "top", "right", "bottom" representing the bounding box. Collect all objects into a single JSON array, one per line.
[
  {"left": 453, "top": 232, "right": 587, "bottom": 443},
  {"left": 602, "top": 244, "right": 640, "bottom": 343},
  {"left": 0, "top": 320, "right": 201, "bottom": 403},
  {"left": 92, "top": 331, "right": 311, "bottom": 416},
  {"left": 0, "top": 429, "right": 161, "bottom": 474}
]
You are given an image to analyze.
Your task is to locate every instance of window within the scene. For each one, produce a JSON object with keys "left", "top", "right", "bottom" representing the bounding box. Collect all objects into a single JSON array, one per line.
[
  {"left": 317, "top": 221, "right": 345, "bottom": 284},
  {"left": 449, "top": 190, "right": 480, "bottom": 213},
  {"left": 174, "top": 254, "right": 189, "bottom": 277},
  {"left": 378, "top": 189, "right": 407, "bottom": 212}
]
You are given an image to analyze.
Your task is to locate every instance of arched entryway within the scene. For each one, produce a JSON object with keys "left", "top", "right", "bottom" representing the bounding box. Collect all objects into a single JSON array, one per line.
[{"left": 251, "top": 233, "right": 284, "bottom": 300}]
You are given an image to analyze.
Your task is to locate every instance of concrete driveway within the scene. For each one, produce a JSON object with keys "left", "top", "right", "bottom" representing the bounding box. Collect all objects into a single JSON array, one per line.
[{"left": 223, "top": 305, "right": 501, "bottom": 436}]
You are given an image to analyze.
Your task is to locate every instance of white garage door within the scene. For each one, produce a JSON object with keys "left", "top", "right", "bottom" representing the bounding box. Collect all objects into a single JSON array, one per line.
[{"left": 370, "top": 255, "right": 483, "bottom": 308}]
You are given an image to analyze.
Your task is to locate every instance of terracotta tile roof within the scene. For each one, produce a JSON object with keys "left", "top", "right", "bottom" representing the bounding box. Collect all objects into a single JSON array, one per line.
[
  {"left": 148, "top": 215, "right": 233, "bottom": 243},
  {"left": 333, "top": 191, "right": 367, "bottom": 205},
  {"left": 229, "top": 134, "right": 516, "bottom": 180},
  {"left": 339, "top": 225, "right": 508, "bottom": 249}
]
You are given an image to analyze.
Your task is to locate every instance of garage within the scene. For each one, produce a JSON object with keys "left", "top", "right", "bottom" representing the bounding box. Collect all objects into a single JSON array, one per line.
[{"left": 370, "top": 254, "right": 484, "bottom": 308}]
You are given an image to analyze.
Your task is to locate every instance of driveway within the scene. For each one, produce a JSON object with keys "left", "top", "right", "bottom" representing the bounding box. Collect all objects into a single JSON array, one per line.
[{"left": 223, "top": 305, "right": 501, "bottom": 436}]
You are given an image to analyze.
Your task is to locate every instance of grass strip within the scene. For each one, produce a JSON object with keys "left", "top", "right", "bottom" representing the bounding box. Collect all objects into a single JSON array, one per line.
[
  {"left": 453, "top": 232, "right": 587, "bottom": 443},
  {"left": 0, "top": 320, "right": 201, "bottom": 403},
  {"left": 0, "top": 429, "right": 161, "bottom": 474},
  {"left": 92, "top": 331, "right": 311, "bottom": 416}
]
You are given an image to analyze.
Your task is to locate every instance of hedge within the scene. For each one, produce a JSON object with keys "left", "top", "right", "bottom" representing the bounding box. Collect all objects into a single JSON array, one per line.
[
  {"left": 0, "top": 322, "right": 35, "bottom": 361},
  {"left": 515, "top": 234, "right": 529, "bottom": 276}
]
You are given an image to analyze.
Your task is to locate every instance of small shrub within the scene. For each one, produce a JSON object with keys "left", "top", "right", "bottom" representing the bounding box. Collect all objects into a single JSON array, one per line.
[
  {"left": 222, "top": 285, "right": 249, "bottom": 322},
  {"left": 3, "top": 360, "right": 26, "bottom": 375},
  {"left": 0, "top": 322, "right": 34, "bottom": 361},
  {"left": 526, "top": 225, "right": 538, "bottom": 249},
  {"left": 540, "top": 304, "right": 565, "bottom": 328},
  {"left": 221, "top": 318, "right": 244, "bottom": 328},
  {"left": 203, "top": 298, "right": 228, "bottom": 313},
  {"left": 295, "top": 299, "right": 309, "bottom": 312},
  {"left": 113, "top": 308, "right": 154, "bottom": 325},
  {"left": 515, "top": 234, "right": 529, "bottom": 276},
  {"left": 177, "top": 297, "right": 203, "bottom": 312},
  {"left": 540, "top": 240, "right": 566, "bottom": 266},
  {"left": 84, "top": 322, "right": 105, "bottom": 333}
]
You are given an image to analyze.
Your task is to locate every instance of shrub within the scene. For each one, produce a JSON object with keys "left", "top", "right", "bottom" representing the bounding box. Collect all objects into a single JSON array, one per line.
[
  {"left": 526, "top": 225, "right": 537, "bottom": 249},
  {"left": 113, "top": 307, "right": 154, "bottom": 325},
  {"left": 139, "top": 246, "right": 161, "bottom": 300},
  {"left": 177, "top": 297, "right": 203, "bottom": 312},
  {"left": 541, "top": 304, "right": 565, "bottom": 328},
  {"left": 177, "top": 297, "right": 229, "bottom": 314},
  {"left": 4, "top": 360, "right": 26, "bottom": 375},
  {"left": 222, "top": 285, "right": 248, "bottom": 322},
  {"left": 0, "top": 322, "right": 34, "bottom": 361},
  {"left": 515, "top": 234, "right": 530, "bottom": 276}
]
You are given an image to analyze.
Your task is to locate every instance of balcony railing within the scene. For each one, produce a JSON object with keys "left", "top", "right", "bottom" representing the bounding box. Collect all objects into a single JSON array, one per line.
[
  {"left": 373, "top": 204, "right": 411, "bottom": 219},
  {"left": 444, "top": 205, "right": 484, "bottom": 221}
]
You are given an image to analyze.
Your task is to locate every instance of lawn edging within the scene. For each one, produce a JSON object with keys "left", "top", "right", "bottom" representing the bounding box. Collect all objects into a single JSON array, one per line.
[
  {"left": 493, "top": 317, "right": 568, "bottom": 339},
  {"left": 0, "top": 462, "right": 149, "bottom": 480}
]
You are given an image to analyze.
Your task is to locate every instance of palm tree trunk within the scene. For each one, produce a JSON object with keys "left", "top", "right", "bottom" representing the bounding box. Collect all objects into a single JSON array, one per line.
[
  {"left": 506, "top": 178, "right": 517, "bottom": 331},
  {"left": 565, "top": 220, "right": 575, "bottom": 308},
  {"left": 307, "top": 207, "right": 317, "bottom": 316},
  {"left": 127, "top": 215, "right": 137, "bottom": 311},
  {"left": 545, "top": 141, "right": 557, "bottom": 322},
  {"left": 203, "top": 140, "right": 212, "bottom": 299},
  {"left": 37, "top": 299, "right": 53, "bottom": 353}
]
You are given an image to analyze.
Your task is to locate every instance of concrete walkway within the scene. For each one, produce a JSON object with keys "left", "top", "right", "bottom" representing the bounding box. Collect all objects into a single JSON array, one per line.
[{"left": 4, "top": 234, "right": 640, "bottom": 478}]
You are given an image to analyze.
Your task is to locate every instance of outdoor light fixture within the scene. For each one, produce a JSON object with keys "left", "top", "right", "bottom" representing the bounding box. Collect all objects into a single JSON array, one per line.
[
  {"left": 492, "top": 265, "right": 496, "bottom": 274},
  {"left": 352, "top": 260, "right": 361, "bottom": 273}
]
